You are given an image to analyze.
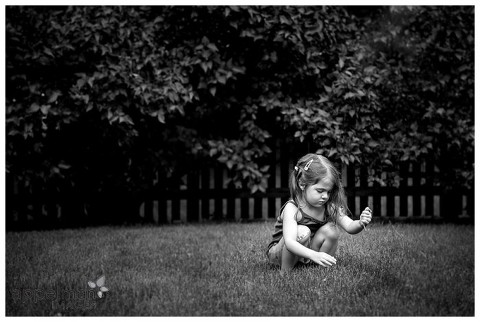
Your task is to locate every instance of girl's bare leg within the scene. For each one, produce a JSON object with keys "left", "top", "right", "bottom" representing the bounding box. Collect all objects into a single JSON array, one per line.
[
  {"left": 281, "top": 225, "right": 311, "bottom": 272},
  {"left": 311, "top": 222, "right": 340, "bottom": 256}
]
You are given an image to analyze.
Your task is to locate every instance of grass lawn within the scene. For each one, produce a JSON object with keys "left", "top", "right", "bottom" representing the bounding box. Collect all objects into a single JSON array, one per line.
[{"left": 6, "top": 221, "right": 474, "bottom": 316}]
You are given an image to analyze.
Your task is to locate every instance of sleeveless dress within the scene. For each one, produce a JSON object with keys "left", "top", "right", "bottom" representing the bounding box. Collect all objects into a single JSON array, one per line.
[{"left": 267, "top": 199, "right": 329, "bottom": 253}]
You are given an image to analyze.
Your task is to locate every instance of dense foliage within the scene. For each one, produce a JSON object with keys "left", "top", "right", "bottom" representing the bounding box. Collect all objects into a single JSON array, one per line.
[
  {"left": 6, "top": 6, "right": 474, "bottom": 221},
  {"left": 363, "top": 6, "right": 474, "bottom": 189}
]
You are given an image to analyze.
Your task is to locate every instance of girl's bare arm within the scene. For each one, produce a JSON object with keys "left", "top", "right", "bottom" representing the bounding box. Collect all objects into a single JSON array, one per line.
[
  {"left": 282, "top": 203, "right": 315, "bottom": 259},
  {"left": 337, "top": 207, "right": 372, "bottom": 234}
]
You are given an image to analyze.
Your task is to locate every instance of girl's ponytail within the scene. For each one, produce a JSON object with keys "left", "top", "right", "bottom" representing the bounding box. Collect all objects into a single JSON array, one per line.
[{"left": 288, "top": 165, "right": 303, "bottom": 206}]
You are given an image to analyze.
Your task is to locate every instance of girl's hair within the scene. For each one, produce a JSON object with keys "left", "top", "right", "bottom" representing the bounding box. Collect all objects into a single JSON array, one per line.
[{"left": 288, "top": 153, "right": 351, "bottom": 223}]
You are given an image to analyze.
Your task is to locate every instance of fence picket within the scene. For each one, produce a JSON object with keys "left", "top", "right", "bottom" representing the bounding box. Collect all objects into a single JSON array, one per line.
[
  {"left": 158, "top": 196, "right": 167, "bottom": 224},
  {"left": 241, "top": 197, "right": 249, "bottom": 220},
  {"left": 372, "top": 176, "right": 381, "bottom": 217},
  {"left": 399, "top": 163, "right": 409, "bottom": 217},
  {"left": 201, "top": 168, "right": 210, "bottom": 220},
  {"left": 214, "top": 168, "right": 223, "bottom": 218},
  {"left": 412, "top": 163, "right": 421, "bottom": 217},
  {"left": 187, "top": 171, "right": 199, "bottom": 222},
  {"left": 226, "top": 170, "right": 236, "bottom": 221},
  {"left": 425, "top": 161, "right": 434, "bottom": 217},
  {"left": 144, "top": 198, "right": 153, "bottom": 223},
  {"left": 172, "top": 195, "right": 180, "bottom": 222},
  {"left": 254, "top": 197, "right": 263, "bottom": 219}
]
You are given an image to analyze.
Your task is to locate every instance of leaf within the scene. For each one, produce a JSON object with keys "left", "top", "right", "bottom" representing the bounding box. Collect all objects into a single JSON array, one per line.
[
  {"left": 207, "top": 43, "right": 219, "bottom": 52},
  {"left": 58, "top": 163, "right": 71, "bottom": 170},
  {"left": 88, "top": 281, "right": 96, "bottom": 289},
  {"left": 364, "top": 66, "right": 376, "bottom": 74},
  {"left": 100, "top": 286, "right": 109, "bottom": 292},
  {"left": 209, "top": 87, "right": 216, "bottom": 96},
  {"left": 98, "top": 291, "right": 103, "bottom": 298},
  {"left": 28, "top": 103, "right": 40, "bottom": 113},
  {"left": 217, "top": 75, "right": 227, "bottom": 84},
  {"left": 339, "top": 58, "right": 344, "bottom": 69},
  {"left": 40, "top": 105, "right": 50, "bottom": 115},
  {"left": 76, "top": 78, "right": 86, "bottom": 89},
  {"left": 47, "top": 91, "right": 61, "bottom": 103},
  {"left": 270, "top": 51, "right": 278, "bottom": 63},
  {"left": 43, "top": 48, "right": 54, "bottom": 57},
  {"left": 217, "top": 155, "right": 228, "bottom": 163},
  {"left": 176, "top": 105, "right": 185, "bottom": 115},
  {"left": 279, "top": 15, "right": 289, "bottom": 24},
  {"left": 198, "top": 81, "right": 207, "bottom": 89},
  {"left": 157, "top": 111, "right": 165, "bottom": 123},
  {"left": 232, "top": 66, "right": 246, "bottom": 74},
  {"left": 318, "top": 96, "right": 329, "bottom": 103},
  {"left": 201, "top": 36, "right": 210, "bottom": 45}
]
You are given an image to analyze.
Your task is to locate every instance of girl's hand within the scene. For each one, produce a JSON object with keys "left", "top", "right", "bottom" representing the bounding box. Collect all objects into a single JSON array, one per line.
[
  {"left": 359, "top": 207, "right": 372, "bottom": 227},
  {"left": 310, "top": 251, "right": 337, "bottom": 267}
]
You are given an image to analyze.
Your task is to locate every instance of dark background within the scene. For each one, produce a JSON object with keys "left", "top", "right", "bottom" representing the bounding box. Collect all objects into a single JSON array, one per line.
[{"left": 5, "top": 6, "right": 474, "bottom": 229}]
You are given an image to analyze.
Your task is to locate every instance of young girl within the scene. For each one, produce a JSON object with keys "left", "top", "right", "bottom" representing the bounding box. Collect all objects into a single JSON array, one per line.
[{"left": 267, "top": 153, "right": 372, "bottom": 271}]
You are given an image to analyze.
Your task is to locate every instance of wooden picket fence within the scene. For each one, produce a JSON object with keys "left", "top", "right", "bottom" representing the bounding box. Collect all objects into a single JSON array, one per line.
[
  {"left": 6, "top": 139, "right": 474, "bottom": 230},
  {"left": 140, "top": 140, "right": 474, "bottom": 224}
]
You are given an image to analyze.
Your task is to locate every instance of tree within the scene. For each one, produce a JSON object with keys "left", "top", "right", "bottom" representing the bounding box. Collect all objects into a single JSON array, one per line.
[
  {"left": 6, "top": 6, "right": 359, "bottom": 223},
  {"left": 6, "top": 6, "right": 474, "bottom": 225},
  {"left": 359, "top": 6, "right": 474, "bottom": 189}
]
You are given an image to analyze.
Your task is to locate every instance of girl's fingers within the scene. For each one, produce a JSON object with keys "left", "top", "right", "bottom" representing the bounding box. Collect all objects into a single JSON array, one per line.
[
  {"left": 317, "top": 254, "right": 336, "bottom": 266},
  {"left": 327, "top": 257, "right": 337, "bottom": 265}
]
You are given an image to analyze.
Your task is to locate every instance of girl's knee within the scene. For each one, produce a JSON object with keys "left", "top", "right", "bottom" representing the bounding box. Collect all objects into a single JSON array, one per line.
[
  {"left": 296, "top": 225, "right": 311, "bottom": 243},
  {"left": 319, "top": 222, "right": 340, "bottom": 241}
]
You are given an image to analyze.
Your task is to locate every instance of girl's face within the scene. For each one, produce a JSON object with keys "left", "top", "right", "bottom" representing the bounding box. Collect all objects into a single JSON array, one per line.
[{"left": 303, "top": 177, "right": 334, "bottom": 208}]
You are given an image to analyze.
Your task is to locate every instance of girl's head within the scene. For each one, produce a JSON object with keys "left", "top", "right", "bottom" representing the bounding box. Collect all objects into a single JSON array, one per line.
[{"left": 289, "top": 153, "right": 350, "bottom": 222}]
